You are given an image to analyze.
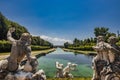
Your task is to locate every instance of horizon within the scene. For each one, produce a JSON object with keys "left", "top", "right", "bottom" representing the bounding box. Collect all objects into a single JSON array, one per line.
[{"left": 0, "top": 0, "right": 120, "bottom": 45}]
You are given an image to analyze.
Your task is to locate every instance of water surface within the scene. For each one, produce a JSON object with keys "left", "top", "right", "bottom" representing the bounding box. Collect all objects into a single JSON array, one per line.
[{"left": 37, "top": 48, "right": 93, "bottom": 77}]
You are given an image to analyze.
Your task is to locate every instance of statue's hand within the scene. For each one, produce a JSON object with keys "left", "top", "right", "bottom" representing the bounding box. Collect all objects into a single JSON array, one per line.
[
  {"left": 9, "top": 27, "right": 15, "bottom": 33},
  {"left": 92, "top": 46, "right": 99, "bottom": 51}
]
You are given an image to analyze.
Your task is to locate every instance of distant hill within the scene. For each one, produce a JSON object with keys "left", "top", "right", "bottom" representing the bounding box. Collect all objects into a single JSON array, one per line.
[
  {"left": 0, "top": 12, "right": 28, "bottom": 40},
  {"left": 0, "top": 12, "right": 53, "bottom": 47}
]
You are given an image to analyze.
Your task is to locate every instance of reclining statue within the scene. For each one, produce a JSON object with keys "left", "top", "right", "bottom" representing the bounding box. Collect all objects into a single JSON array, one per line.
[{"left": 7, "top": 27, "right": 31, "bottom": 71}]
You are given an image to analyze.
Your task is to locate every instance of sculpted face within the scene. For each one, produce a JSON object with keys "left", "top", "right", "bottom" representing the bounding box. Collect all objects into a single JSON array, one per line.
[
  {"left": 21, "top": 33, "right": 31, "bottom": 42},
  {"left": 108, "top": 36, "right": 117, "bottom": 44},
  {"left": 97, "top": 36, "right": 104, "bottom": 42}
]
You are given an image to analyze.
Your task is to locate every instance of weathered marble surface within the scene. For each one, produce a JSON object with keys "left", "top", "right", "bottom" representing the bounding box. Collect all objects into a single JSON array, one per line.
[
  {"left": 92, "top": 36, "right": 120, "bottom": 80},
  {"left": 55, "top": 61, "right": 77, "bottom": 78},
  {"left": 0, "top": 28, "right": 46, "bottom": 80}
]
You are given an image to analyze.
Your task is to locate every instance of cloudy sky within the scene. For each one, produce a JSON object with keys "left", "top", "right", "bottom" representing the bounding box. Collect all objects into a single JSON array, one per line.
[{"left": 0, "top": 0, "right": 120, "bottom": 45}]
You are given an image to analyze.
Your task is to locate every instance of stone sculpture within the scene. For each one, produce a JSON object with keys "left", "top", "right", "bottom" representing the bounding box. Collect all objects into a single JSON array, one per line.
[
  {"left": 0, "top": 59, "right": 8, "bottom": 71},
  {"left": 92, "top": 36, "right": 120, "bottom": 80},
  {"left": 55, "top": 62, "right": 77, "bottom": 78},
  {"left": 0, "top": 28, "right": 46, "bottom": 80},
  {"left": 55, "top": 61, "right": 64, "bottom": 78},
  {"left": 7, "top": 27, "right": 31, "bottom": 71},
  {"left": 63, "top": 62, "right": 73, "bottom": 78},
  {"left": 23, "top": 61, "right": 33, "bottom": 72},
  {"left": 32, "top": 69, "right": 46, "bottom": 80}
]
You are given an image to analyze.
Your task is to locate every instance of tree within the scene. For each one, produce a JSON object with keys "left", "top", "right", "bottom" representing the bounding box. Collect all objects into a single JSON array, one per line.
[
  {"left": 0, "top": 12, "right": 28, "bottom": 40},
  {"left": 31, "top": 36, "right": 53, "bottom": 47},
  {"left": 64, "top": 42, "right": 70, "bottom": 48},
  {"left": 73, "top": 38, "right": 80, "bottom": 47},
  {"left": 0, "top": 12, "right": 8, "bottom": 40},
  {"left": 94, "top": 27, "right": 109, "bottom": 37}
]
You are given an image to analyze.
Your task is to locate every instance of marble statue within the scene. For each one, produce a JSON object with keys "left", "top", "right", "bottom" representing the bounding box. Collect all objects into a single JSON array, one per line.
[
  {"left": 5, "top": 73, "right": 15, "bottom": 80},
  {"left": 32, "top": 69, "right": 46, "bottom": 80},
  {"left": 63, "top": 62, "right": 73, "bottom": 78},
  {"left": 29, "top": 57, "right": 39, "bottom": 73},
  {"left": 55, "top": 62, "right": 77, "bottom": 78},
  {"left": 0, "top": 59, "right": 8, "bottom": 71},
  {"left": 20, "top": 57, "right": 38, "bottom": 73},
  {"left": 108, "top": 36, "right": 120, "bottom": 58},
  {"left": 92, "top": 36, "right": 120, "bottom": 80},
  {"left": 55, "top": 61, "right": 64, "bottom": 78},
  {"left": 23, "top": 61, "right": 33, "bottom": 72},
  {"left": 70, "top": 63, "right": 77, "bottom": 71},
  {"left": 7, "top": 27, "right": 31, "bottom": 71},
  {"left": 92, "top": 36, "right": 109, "bottom": 80},
  {"left": 0, "top": 28, "right": 46, "bottom": 80},
  {"left": 5, "top": 71, "right": 33, "bottom": 80}
]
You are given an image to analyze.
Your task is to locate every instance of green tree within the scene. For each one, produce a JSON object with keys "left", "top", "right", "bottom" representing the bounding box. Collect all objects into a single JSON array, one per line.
[
  {"left": 64, "top": 42, "right": 70, "bottom": 48},
  {"left": 0, "top": 12, "right": 28, "bottom": 40},
  {"left": 0, "top": 12, "right": 8, "bottom": 40},
  {"left": 73, "top": 38, "right": 80, "bottom": 47},
  {"left": 94, "top": 27, "right": 109, "bottom": 37}
]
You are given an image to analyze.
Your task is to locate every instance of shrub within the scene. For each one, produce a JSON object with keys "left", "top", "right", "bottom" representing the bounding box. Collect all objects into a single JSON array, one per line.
[
  {"left": 0, "top": 40, "right": 51, "bottom": 53},
  {"left": 0, "top": 40, "right": 11, "bottom": 52}
]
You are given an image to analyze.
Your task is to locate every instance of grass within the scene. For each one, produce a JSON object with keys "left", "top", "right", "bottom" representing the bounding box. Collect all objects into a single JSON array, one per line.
[{"left": 0, "top": 48, "right": 56, "bottom": 60}]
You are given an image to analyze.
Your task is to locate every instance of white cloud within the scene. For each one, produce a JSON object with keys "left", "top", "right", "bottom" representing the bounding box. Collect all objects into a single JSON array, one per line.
[{"left": 40, "top": 35, "right": 72, "bottom": 45}]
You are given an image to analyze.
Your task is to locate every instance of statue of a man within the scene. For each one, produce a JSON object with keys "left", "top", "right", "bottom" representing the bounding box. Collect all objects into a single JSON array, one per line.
[
  {"left": 92, "top": 36, "right": 120, "bottom": 80},
  {"left": 7, "top": 28, "right": 31, "bottom": 71},
  {"left": 92, "top": 36, "right": 111, "bottom": 80}
]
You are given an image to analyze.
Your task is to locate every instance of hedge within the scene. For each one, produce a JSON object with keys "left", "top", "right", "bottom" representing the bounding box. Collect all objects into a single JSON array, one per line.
[
  {"left": 68, "top": 45, "right": 93, "bottom": 51},
  {"left": 0, "top": 40, "right": 11, "bottom": 52},
  {"left": 0, "top": 40, "right": 51, "bottom": 53},
  {"left": 31, "top": 45, "right": 51, "bottom": 51}
]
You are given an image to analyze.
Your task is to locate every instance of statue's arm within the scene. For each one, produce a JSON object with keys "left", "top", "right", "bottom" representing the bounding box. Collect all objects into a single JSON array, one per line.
[
  {"left": 7, "top": 28, "right": 16, "bottom": 43},
  {"left": 111, "top": 47, "right": 120, "bottom": 53},
  {"left": 56, "top": 62, "right": 60, "bottom": 69},
  {"left": 92, "top": 46, "right": 100, "bottom": 52},
  {"left": 55, "top": 62, "right": 63, "bottom": 69},
  {"left": 106, "top": 43, "right": 120, "bottom": 53}
]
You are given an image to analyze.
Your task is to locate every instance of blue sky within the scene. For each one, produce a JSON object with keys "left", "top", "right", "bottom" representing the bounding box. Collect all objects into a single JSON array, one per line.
[{"left": 0, "top": 0, "right": 120, "bottom": 45}]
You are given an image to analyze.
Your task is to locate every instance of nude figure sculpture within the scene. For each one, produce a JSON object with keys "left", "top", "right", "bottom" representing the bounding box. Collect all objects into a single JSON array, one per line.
[{"left": 7, "top": 27, "right": 31, "bottom": 71}]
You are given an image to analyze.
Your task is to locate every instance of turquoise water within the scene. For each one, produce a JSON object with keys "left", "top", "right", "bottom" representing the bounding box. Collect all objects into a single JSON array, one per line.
[{"left": 37, "top": 48, "right": 93, "bottom": 78}]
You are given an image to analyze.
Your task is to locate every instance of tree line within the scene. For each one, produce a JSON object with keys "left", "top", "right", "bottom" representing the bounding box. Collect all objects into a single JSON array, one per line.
[
  {"left": 64, "top": 27, "right": 120, "bottom": 51},
  {"left": 0, "top": 12, "right": 53, "bottom": 52}
]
